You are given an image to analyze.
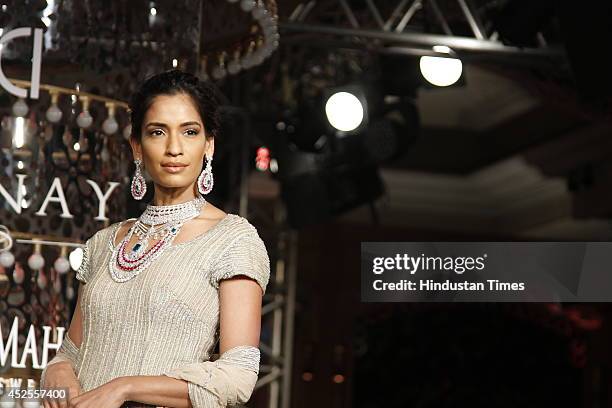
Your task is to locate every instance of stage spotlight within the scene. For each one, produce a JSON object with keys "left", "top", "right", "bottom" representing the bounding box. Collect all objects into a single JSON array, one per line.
[
  {"left": 324, "top": 91, "right": 366, "bottom": 132},
  {"left": 419, "top": 54, "right": 463, "bottom": 87}
]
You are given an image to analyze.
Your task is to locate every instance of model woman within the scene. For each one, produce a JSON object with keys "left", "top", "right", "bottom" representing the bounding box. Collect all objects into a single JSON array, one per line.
[{"left": 40, "top": 70, "right": 270, "bottom": 408}]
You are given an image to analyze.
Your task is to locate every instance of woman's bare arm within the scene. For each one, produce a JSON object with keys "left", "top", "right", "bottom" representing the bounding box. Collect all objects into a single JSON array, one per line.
[{"left": 218, "top": 275, "right": 263, "bottom": 352}]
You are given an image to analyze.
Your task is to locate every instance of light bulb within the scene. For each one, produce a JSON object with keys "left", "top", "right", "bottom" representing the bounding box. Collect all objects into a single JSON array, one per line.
[
  {"left": 0, "top": 251, "right": 14, "bottom": 267},
  {"left": 12, "top": 99, "right": 28, "bottom": 117},
  {"left": 54, "top": 257, "right": 70, "bottom": 274},
  {"left": 77, "top": 110, "right": 93, "bottom": 128},
  {"left": 69, "top": 247, "right": 83, "bottom": 270},
  {"left": 28, "top": 253, "right": 45, "bottom": 270},
  {"left": 102, "top": 115, "right": 119, "bottom": 134},
  {"left": 45, "top": 104, "right": 63, "bottom": 123}
]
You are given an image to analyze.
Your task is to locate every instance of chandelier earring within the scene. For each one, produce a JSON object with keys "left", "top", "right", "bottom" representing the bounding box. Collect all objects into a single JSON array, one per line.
[
  {"left": 197, "top": 154, "right": 214, "bottom": 195},
  {"left": 131, "top": 158, "right": 147, "bottom": 200}
]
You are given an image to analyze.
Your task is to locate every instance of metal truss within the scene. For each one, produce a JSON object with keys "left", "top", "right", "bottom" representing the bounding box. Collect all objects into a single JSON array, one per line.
[
  {"left": 230, "top": 106, "right": 296, "bottom": 408},
  {"left": 254, "top": 211, "right": 297, "bottom": 408},
  {"left": 280, "top": 0, "right": 565, "bottom": 62}
]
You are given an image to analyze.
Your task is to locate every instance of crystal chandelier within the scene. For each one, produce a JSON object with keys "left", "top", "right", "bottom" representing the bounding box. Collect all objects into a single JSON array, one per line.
[{"left": 204, "top": 0, "right": 280, "bottom": 80}]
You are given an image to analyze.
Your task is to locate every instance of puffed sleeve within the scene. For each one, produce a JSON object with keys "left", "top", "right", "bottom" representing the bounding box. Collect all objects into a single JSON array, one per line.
[
  {"left": 39, "top": 331, "right": 80, "bottom": 388},
  {"left": 210, "top": 228, "right": 270, "bottom": 294},
  {"left": 75, "top": 235, "right": 95, "bottom": 284},
  {"left": 162, "top": 345, "right": 261, "bottom": 407}
]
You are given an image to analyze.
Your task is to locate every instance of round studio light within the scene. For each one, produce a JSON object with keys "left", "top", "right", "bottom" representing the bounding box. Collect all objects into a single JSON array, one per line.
[
  {"left": 419, "top": 55, "right": 463, "bottom": 87},
  {"left": 325, "top": 91, "right": 364, "bottom": 132}
]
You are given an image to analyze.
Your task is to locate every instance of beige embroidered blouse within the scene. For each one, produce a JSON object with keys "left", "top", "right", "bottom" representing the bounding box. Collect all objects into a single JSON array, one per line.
[{"left": 42, "top": 213, "right": 270, "bottom": 407}]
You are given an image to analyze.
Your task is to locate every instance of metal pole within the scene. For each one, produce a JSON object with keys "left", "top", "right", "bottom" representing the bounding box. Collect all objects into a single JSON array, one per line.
[
  {"left": 394, "top": 0, "right": 422, "bottom": 33},
  {"left": 456, "top": 0, "right": 486, "bottom": 40},
  {"left": 279, "top": 22, "right": 566, "bottom": 58},
  {"left": 281, "top": 222, "right": 297, "bottom": 408},
  {"left": 269, "top": 224, "right": 284, "bottom": 408},
  {"left": 240, "top": 111, "right": 250, "bottom": 216}
]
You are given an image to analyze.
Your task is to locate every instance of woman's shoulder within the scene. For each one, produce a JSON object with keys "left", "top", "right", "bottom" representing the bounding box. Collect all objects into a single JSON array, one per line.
[
  {"left": 209, "top": 214, "right": 270, "bottom": 292},
  {"left": 198, "top": 213, "right": 265, "bottom": 253},
  {"left": 223, "top": 213, "right": 262, "bottom": 237}
]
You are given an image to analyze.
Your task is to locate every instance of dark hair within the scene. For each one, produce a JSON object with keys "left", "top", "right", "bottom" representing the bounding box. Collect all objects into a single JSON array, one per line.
[{"left": 129, "top": 69, "right": 221, "bottom": 142}]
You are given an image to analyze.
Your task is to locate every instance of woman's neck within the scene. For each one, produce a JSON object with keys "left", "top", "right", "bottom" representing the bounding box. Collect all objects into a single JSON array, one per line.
[{"left": 152, "top": 186, "right": 198, "bottom": 206}]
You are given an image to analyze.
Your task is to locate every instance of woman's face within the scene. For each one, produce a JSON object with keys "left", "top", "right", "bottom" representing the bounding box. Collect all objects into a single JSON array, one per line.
[{"left": 130, "top": 92, "right": 214, "bottom": 191}]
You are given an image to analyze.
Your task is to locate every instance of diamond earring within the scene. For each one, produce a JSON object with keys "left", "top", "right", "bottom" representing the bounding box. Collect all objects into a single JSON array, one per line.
[
  {"left": 197, "top": 155, "right": 214, "bottom": 195},
  {"left": 131, "top": 158, "right": 147, "bottom": 200}
]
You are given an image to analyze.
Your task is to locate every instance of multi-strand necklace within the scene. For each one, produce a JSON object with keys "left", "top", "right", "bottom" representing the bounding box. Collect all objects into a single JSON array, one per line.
[{"left": 109, "top": 196, "right": 207, "bottom": 283}]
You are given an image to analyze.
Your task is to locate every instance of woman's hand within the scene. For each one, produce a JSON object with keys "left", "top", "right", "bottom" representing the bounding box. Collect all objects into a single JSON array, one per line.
[
  {"left": 65, "top": 377, "right": 129, "bottom": 408},
  {"left": 41, "top": 362, "right": 82, "bottom": 408}
]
